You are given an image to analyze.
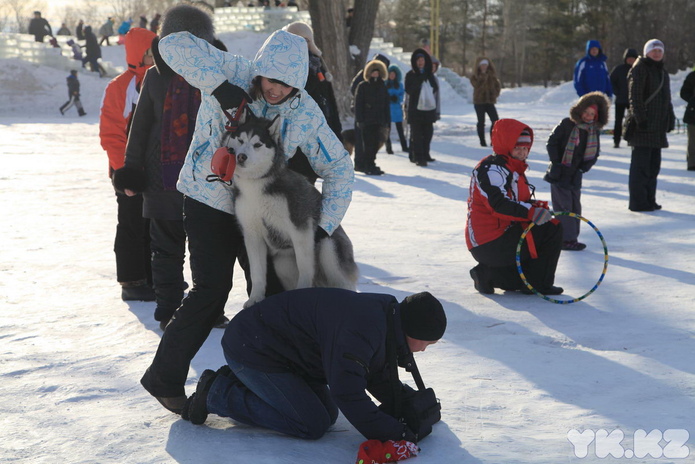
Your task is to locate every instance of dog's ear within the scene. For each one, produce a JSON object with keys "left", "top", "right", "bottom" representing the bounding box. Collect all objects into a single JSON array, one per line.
[
  {"left": 237, "top": 106, "right": 255, "bottom": 126},
  {"left": 266, "top": 115, "right": 282, "bottom": 146}
]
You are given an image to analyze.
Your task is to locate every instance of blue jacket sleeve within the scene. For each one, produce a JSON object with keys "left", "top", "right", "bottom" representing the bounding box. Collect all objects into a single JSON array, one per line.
[{"left": 288, "top": 101, "right": 354, "bottom": 234}]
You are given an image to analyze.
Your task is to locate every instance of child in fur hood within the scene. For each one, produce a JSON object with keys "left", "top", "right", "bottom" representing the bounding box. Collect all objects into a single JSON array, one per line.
[{"left": 544, "top": 91, "right": 610, "bottom": 251}]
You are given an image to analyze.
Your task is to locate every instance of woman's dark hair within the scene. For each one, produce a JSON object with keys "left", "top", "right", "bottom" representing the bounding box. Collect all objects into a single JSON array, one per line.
[{"left": 250, "top": 76, "right": 299, "bottom": 103}]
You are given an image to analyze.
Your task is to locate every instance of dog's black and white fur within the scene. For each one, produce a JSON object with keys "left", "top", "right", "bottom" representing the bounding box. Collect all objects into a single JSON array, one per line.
[{"left": 223, "top": 112, "right": 358, "bottom": 308}]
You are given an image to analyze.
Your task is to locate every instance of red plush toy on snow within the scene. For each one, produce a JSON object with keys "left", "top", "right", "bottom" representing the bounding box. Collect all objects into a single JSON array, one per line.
[{"left": 356, "top": 440, "right": 420, "bottom": 464}]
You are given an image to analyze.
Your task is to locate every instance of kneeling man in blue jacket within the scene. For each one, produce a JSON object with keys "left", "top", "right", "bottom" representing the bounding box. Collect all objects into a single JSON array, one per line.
[{"left": 181, "top": 287, "right": 447, "bottom": 443}]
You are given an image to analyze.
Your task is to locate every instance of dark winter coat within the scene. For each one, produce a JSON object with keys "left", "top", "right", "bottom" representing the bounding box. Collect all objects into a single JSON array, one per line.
[
  {"left": 83, "top": 26, "right": 101, "bottom": 60},
  {"left": 680, "top": 70, "right": 695, "bottom": 125},
  {"left": 28, "top": 17, "right": 52, "bottom": 42},
  {"left": 150, "top": 14, "right": 161, "bottom": 34},
  {"left": 405, "top": 48, "right": 439, "bottom": 124},
  {"left": 545, "top": 92, "right": 609, "bottom": 190},
  {"left": 573, "top": 40, "right": 613, "bottom": 97},
  {"left": 116, "top": 39, "right": 191, "bottom": 220},
  {"left": 76, "top": 21, "right": 84, "bottom": 40},
  {"left": 627, "top": 56, "right": 675, "bottom": 148},
  {"left": 305, "top": 52, "right": 342, "bottom": 140},
  {"left": 66, "top": 74, "right": 80, "bottom": 98},
  {"left": 465, "top": 119, "right": 537, "bottom": 250},
  {"left": 221, "top": 288, "right": 418, "bottom": 442},
  {"left": 470, "top": 57, "right": 501, "bottom": 105},
  {"left": 355, "top": 60, "right": 390, "bottom": 127},
  {"left": 609, "top": 48, "right": 638, "bottom": 105},
  {"left": 386, "top": 65, "right": 405, "bottom": 124}
]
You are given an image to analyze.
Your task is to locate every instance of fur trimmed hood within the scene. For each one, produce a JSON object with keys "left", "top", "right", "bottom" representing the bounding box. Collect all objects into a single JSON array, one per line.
[
  {"left": 363, "top": 59, "right": 387, "bottom": 80},
  {"left": 569, "top": 91, "right": 610, "bottom": 128},
  {"left": 387, "top": 64, "right": 403, "bottom": 84}
]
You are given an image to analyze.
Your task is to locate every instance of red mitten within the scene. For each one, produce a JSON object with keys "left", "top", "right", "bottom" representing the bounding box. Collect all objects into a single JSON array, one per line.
[{"left": 356, "top": 439, "right": 420, "bottom": 464}]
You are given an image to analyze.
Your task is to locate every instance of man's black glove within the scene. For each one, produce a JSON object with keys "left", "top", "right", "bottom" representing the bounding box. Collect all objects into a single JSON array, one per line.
[
  {"left": 314, "top": 227, "right": 329, "bottom": 242},
  {"left": 212, "top": 81, "right": 251, "bottom": 110}
]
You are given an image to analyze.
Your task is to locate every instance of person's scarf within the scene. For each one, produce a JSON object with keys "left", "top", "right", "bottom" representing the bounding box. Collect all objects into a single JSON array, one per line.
[
  {"left": 160, "top": 75, "right": 201, "bottom": 191},
  {"left": 562, "top": 122, "right": 598, "bottom": 166}
]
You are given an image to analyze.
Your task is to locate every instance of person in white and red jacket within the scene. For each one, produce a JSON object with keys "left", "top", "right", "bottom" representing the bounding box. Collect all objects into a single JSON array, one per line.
[{"left": 465, "top": 118, "right": 564, "bottom": 295}]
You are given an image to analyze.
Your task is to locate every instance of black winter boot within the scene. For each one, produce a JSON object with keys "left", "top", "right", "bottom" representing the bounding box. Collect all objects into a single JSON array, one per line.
[{"left": 182, "top": 369, "right": 218, "bottom": 425}]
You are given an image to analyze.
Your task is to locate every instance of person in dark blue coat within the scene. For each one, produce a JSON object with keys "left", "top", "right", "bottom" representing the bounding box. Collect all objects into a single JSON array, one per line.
[
  {"left": 573, "top": 39, "right": 612, "bottom": 98},
  {"left": 181, "top": 288, "right": 447, "bottom": 443}
]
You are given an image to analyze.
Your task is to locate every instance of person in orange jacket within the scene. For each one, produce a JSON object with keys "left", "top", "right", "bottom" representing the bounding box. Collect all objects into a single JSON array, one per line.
[{"left": 99, "top": 27, "right": 157, "bottom": 301}]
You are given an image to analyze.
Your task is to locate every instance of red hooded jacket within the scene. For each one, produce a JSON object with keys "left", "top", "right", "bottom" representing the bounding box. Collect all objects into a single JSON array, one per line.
[
  {"left": 465, "top": 119, "right": 542, "bottom": 249},
  {"left": 99, "top": 27, "right": 156, "bottom": 175}
]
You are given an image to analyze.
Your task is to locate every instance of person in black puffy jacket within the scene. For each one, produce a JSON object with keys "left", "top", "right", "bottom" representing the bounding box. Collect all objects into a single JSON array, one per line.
[
  {"left": 182, "top": 288, "right": 447, "bottom": 443},
  {"left": 354, "top": 59, "right": 390, "bottom": 175},
  {"left": 405, "top": 49, "right": 438, "bottom": 167},
  {"left": 609, "top": 48, "right": 638, "bottom": 148}
]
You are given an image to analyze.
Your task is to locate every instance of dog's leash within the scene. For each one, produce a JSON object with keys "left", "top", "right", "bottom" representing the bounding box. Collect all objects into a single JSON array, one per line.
[{"left": 207, "top": 99, "right": 249, "bottom": 184}]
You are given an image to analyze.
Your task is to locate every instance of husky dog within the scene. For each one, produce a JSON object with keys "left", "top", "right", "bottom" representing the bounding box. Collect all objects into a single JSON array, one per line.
[{"left": 223, "top": 113, "right": 358, "bottom": 308}]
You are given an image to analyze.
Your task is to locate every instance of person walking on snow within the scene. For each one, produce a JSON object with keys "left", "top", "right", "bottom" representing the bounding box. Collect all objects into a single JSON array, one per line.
[
  {"left": 28, "top": 11, "right": 52, "bottom": 43},
  {"left": 470, "top": 57, "right": 501, "bottom": 147},
  {"left": 573, "top": 39, "right": 612, "bottom": 98},
  {"left": 59, "top": 70, "right": 86, "bottom": 116},
  {"left": 98, "top": 17, "right": 115, "bottom": 46}
]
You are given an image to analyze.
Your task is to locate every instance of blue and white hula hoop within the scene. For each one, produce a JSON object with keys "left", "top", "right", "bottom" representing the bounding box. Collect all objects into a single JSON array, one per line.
[{"left": 515, "top": 212, "right": 608, "bottom": 304}]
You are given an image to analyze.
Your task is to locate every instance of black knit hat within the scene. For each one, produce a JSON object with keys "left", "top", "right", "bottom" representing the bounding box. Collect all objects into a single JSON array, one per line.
[{"left": 399, "top": 292, "right": 447, "bottom": 341}]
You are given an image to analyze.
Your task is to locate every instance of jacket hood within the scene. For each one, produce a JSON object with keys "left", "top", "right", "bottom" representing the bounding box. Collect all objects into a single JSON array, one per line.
[
  {"left": 569, "top": 91, "right": 610, "bottom": 127},
  {"left": 410, "top": 48, "right": 433, "bottom": 75},
  {"left": 491, "top": 118, "right": 534, "bottom": 156},
  {"left": 387, "top": 64, "right": 402, "bottom": 83},
  {"left": 125, "top": 28, "right": 156, "bottom": 77},
  {"left": 253, "top": 29, "right": 308, "bottom": 90},
  {"left": 371, "top": 53, "right": 390, "bottom": 68},
  {"left": 623, "top": 48, "right": 639, "bottom": 63},
  {"left": 363, "top": 59, "right": 387, "bottom": 80},
  {"left": 585, "top": 39, "right": 606, "bottom": 60}
]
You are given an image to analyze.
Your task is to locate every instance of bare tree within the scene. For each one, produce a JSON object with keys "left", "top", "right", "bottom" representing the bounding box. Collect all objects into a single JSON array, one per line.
[
  {"left": 348, "top": 0, "right": 381, "bottom": 74},
  {"left": 307, "top": 0, "right": 353, "bottom": 119}
]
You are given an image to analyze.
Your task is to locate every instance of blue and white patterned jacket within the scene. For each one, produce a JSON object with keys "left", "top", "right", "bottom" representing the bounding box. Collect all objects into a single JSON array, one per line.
[{"left": 159, "top": 30, "right": 354, "bottom": 234}]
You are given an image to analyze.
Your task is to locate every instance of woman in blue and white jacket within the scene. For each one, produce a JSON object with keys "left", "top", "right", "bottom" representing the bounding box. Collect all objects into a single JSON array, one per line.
[{"left": 141, "top": 28, "right": 355, "bottom": 412}]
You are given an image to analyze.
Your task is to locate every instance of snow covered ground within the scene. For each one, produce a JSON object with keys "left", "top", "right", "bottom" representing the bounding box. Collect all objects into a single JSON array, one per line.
[{"left": 1, "top": 31, "right": 694, "bottom": 464}]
